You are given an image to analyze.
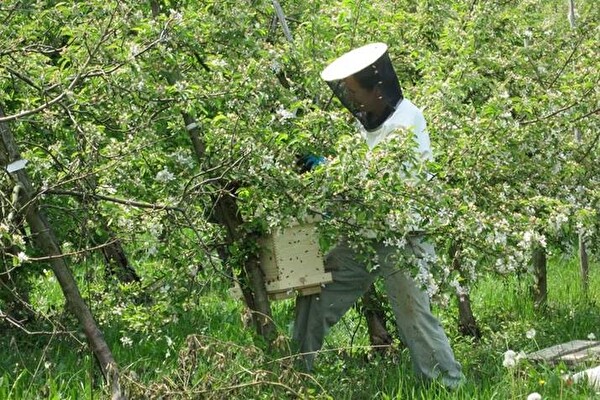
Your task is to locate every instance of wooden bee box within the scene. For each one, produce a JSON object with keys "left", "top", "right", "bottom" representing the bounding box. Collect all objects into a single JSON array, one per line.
[{"left": 259, "top": 219, "right": 332, "bottom": 300}]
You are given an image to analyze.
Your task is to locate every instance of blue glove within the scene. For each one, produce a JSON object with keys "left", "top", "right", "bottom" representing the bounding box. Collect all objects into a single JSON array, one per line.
[{"left": 296, "top": 154, "right": 326, "bottom": 174}]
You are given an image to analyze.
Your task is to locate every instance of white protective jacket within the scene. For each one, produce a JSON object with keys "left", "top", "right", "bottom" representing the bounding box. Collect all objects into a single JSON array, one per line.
[{"left": 360, "top": 98, "right": 432, "bottom": 161}]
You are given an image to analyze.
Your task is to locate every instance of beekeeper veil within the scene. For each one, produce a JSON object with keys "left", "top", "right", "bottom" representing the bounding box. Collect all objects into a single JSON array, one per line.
[{"left": 320, "top": 43, "right": 403, "bottom": 131}]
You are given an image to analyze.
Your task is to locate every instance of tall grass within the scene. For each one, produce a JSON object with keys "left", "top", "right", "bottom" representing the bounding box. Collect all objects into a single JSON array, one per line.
[{"left": 1, "top": 254, "right": 598, "bottom": 399}]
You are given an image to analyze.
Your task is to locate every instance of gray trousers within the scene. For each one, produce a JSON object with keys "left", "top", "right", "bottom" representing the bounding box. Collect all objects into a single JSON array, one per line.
[{"left": 292, "top": 237, "right": 464, "bottom": 388}]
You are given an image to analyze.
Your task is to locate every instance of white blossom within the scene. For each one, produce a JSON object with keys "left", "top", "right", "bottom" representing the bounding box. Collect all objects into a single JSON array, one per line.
[
  {"left": 588, "top": 333, "right": 597, "bottom": 341},
  {"left": 174, "top": 152, "right": 194, "bottom": 168},
  {"left": 148, "top": 222, "right": 163, "bottom": 238},
  {"left": 146, "top": 245, "right": 158, "bottom": 256},
  {"left": 120, "top": 336, "right": 133, "bottom": 347},
  {"left": 129, "top": 43, "right": 141, "bottom": 59},
  {"left": 550, "top": 213, "right": 569, "bottom": 232},
  {"left": 211, "top": 58, "right": 228, "bottom": 68},
  {"left": 450, "top": 279, "right": 468, "bottom": 297},
  {"left": 526, "top": 328, "right": 537, "bottom": 339},
  {"left": 17, "top": 252, "right": 29, "bottom": 264},
  {"left": 155, "top": 167, "right": 175, "bottom": 183},
  {"left": 12, "top": 234, "right": 25, "bottom": 247},
  {"left": 270, "top": 60, "right": 282, "bottom": 73},
  {"left": 275, "top": 105, "right": 296, "bottom": 121},
  {"left": 188, "top": 265, "right": 198, "bottom": 277},
  {"left": 527, "top": 393, "right": 542, "bottom": 400},
  {"left": 169, "top": 9, "right": 183, "bottom": 23}
]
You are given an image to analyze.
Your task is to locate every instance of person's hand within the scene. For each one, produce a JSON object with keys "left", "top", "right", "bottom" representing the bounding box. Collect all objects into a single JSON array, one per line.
[{"left": 295, "top": 154, "right": 326, "bottom": 174}]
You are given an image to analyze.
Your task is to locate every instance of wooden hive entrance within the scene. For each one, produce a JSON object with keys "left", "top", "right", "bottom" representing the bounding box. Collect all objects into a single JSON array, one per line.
[{"left": 259, "top": 219, "right": 332, "bottom": 300}]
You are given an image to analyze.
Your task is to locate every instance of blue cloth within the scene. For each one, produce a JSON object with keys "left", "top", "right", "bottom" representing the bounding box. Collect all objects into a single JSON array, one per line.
[{"left": 297, "top": 154, "right": 326, "bottom": 173}]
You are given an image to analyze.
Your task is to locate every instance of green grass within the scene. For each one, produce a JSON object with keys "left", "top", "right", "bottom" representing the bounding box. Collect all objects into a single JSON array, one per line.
[{"left": 1, "top": 253, "right": 599, "bottom": 399}]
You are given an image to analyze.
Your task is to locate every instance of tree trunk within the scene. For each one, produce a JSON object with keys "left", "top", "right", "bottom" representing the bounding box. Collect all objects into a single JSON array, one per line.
[
  {"left": 151, "top": 0, "right": 276, "bottom": 342},
  {"left": 569, "top": 1, "right": 589, "bottom": 299},
  {"left": 449, "top": 241, "right": 481, "bottom": 338},
  {"left": 0, "top": 105, "right": 124, "bottom": 400},
  {"left": 101, "top": 235, "right": 140, "bottom": 284},
  {"left": 360, "top": 285, "right": 393, "bottom": 354},
  {"left": 456, "top": 293, "right": 481, "bottom": 338},
  {"left": 211, "top": 189, "right": 276, "bottom": 341},
  {"left": 579, "top": 234, "right": 589, "bottom": 295},
  {"left": 532, "top": 246, "right": 548, "bottom": 308}
]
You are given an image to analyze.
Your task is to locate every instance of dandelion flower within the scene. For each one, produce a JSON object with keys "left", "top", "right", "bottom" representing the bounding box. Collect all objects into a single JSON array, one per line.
[
  {"left": 503, "top": 350, "right": 517, "bottom": 368},
  {"left": 503, "top": 357, "right": 517, "bottom": 368},
  {"left": 502, "top": 350, "right": 526, "bottom": 368},
  {"left": 527, "top": 393, "right": 542, "bottom": 400},
  {"left": 526, "top": 328, "right": 537, "bottom": 339},
  {"left": 588, "top": 333, "right": 597, "bottom": 341}
]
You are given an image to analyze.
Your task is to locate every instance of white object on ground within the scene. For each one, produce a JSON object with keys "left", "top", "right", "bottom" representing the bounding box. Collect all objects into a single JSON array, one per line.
[{"left": 566, "top": 365, "right": 600, "bottom": 390}]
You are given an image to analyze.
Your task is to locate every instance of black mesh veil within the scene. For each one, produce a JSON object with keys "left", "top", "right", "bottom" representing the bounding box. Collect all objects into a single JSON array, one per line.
[{"left": 321, "top": 43, "right": 403, "bottom": 131}]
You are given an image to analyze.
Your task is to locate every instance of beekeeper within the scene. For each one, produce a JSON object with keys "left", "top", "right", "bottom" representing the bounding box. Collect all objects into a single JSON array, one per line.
[{"left": 292, "top": 43, "right": 464, "bottom": 389}]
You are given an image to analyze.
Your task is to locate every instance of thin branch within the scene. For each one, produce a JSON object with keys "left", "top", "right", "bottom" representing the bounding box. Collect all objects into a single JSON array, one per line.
[
  {"left": 0, "top": 10, "right": 169, "bottom": 124},
  {"left": 45, "top": 189, "right": 185, "bottom": 212},
  {"left": 547, "top": 32, "right": 585, "bottom": 90},
  {"left": 0, "top": 77, "right": 79, "bottom": 122},
  {"left": 0, "top": 311, "right": 78, "bottom": 337},
  {"left": 2, "top": 65, "right": 43, "bottom": 91},
  {"left": 520, "top": 86, "right": 596, "bottom": 125},
  {"left": 22, "top": 238, "right": 120, "bottom": 262}
]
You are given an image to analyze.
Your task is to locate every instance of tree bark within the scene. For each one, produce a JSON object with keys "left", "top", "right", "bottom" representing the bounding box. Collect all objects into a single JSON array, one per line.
[
  {"left": 579, "top": 234, "right": 589, "bottom": 295},
  {"left": 456, "top": 293, "right": 481, "bottom": 338},
  {"left": 532, "top": 246, "right": 548, "bottom": 308},
  {"left": 101, "top": 236, "right": 140, "bottom": 284},
  {"left": 151, "top": 0, "right": 276, "bottom": 342},
  {"left": 0, "top": 105, "right": 124, "bottom": 400},
  {"left": 360, "top": 285, "right": 393, "bottom": 354},
  {"left": 210, "top": 189, "right": 276, "bottom": 341},
  {"left": 450, "top": 241, "right": 481, "bottom": 338}
]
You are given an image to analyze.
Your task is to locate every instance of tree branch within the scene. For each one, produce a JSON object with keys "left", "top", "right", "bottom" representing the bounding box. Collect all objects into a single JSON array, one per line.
[{"left": 45, "top": 189, "right": 185, "bottom": 212}]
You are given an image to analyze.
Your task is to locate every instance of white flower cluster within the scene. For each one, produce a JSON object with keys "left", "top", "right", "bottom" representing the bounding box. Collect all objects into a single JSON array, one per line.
[
  {"left": 148, "top": 222, "right": 163, "bottom": 238},
  {"left": 275, "top": 105, "right": 295, "bottom": 121},
  {"left": 155, "top": 167, "right": 175, "bottom": 183},
  {"left": 548, "top": 212, "right": 569, "bottom": 233},
  {"left": 269, "top": 60, "right": 282, "bottom": 73},
  {"left": 16, "top": 252, "right": 29, "bottom": 264},
  {"left": 169, "top": 9, "right": 183, "bottom": 23},
  {"left": 449, "top": 279, "right": 468, "bottom": 297},
  {"left": 502, "top": 349, "right": 526, "bottom": 368},
  {"left": 415, "top": 260, "right": 439, "bottom": 297},
  {"left": 173, "top": 151, "right": 194, "bottom": 169},
  {"left": 518, "top": 230, "right": 547, "bottom": 250},
  {"left": 120, "top": 336, "right": 133, "bottom": 347},
  {"left": 495, "top": 255, "right": 520, "bottom": 275}
]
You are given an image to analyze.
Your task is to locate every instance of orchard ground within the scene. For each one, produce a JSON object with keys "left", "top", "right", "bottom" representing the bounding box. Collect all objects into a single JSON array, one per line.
[{"left": 1, "top": 252, "right": 599, "bottom": 399}]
